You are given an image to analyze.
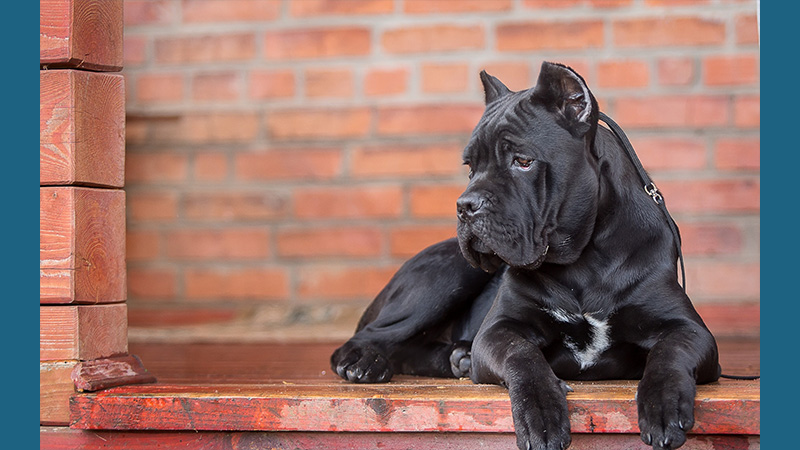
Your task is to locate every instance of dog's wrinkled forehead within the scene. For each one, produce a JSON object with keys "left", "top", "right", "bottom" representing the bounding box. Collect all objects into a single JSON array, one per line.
[{"left": 463, "top": 90, "right": 536, "bottom": 160}]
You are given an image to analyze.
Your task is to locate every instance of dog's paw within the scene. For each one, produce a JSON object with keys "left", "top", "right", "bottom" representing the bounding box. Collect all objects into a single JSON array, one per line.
[
  {"left": 636, "top": 371, "right": 696, "bottom": 450},
  {"left": 449, "top": 341, "right": 472, "bottom": 378},
  {"left": 509, "top": 378, "right": 573, "bottom": 450},
  {"left": 330, "top": 342, "right": 393, "bottom": 383}
]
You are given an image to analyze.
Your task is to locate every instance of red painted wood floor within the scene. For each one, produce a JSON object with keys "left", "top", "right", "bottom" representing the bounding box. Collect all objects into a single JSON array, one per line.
[{"left": 43, "top": 338, "right": 760, "bottom": 450}]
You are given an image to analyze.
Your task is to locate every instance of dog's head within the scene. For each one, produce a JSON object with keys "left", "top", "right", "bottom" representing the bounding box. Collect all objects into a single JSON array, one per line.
[{"left": 457, "top": 61, "right": 601, "bottom": 273}]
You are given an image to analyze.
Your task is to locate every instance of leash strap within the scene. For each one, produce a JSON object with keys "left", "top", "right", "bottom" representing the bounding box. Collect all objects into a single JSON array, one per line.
[{"left": 597, "top": 112, "right": 686, "bottom": 292}]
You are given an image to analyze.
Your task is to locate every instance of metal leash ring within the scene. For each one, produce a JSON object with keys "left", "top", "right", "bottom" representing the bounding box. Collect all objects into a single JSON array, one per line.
[{"left": 644, "top": 182, "right": 663, "bottom": 205}]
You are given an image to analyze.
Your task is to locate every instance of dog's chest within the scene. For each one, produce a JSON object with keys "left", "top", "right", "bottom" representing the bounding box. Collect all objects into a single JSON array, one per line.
[{"left": 544, "top": 308, "right": 612, "bottom": 370}]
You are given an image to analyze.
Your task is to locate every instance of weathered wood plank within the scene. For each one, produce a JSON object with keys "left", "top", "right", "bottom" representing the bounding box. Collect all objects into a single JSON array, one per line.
[
  {"left": 40, "top": 187, "right": 126, "bottom": 303},
  {"left": 40, "top": 70, "right": 125, "bottom": 187},
  {"left": 41, "top": 361, "right": 78, "bottom": 425},
  {"left": 40, "top": 427, "right": 759, "bottom": 450},
  {"left": 40, "top": 304, "right": 128, "bottom": 361},
  {"left": 69, "top": 379, "right": 759, "bottom": 435},
  {"left": 71, "top": 355, "right": 157, "bottom": 392},
  {"left": 40, "top": 0, "right": 123, "bottom": 71}
]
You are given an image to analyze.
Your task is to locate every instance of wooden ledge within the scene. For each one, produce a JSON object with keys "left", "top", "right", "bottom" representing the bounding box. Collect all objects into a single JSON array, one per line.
[
  {"left": 42, "top": 427, "right": 759, "bottom": 450},
  {"left": 70, "top": 378, "right": 758, "bottom": 435},
  {"left": 68, "top": 341, "right": 759, "bottom": 437}
]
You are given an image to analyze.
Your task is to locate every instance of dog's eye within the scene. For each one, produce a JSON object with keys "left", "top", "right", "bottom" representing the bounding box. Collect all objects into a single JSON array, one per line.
[
  {"left": 463, "top": 162, "right": 474, "bottom": 179},
  {"left": 513, "top": 157, "right": 533, "bottom": 170}
]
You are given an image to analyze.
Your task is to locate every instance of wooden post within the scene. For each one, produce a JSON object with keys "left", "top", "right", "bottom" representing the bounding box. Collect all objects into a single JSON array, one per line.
[{"left": 39, "top": 0, "right": 154, "bottom": 426}]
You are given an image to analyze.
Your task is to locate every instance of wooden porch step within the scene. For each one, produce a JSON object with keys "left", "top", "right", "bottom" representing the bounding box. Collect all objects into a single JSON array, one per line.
[
  {"left": 64, "top": 340, "right": 759, "bottom": 448},
  {"left": 41, "top": 427, "right": 758, "bottom": 450},
  {"left": 70, "top": 378, "right": 758, "bottom": 434}
]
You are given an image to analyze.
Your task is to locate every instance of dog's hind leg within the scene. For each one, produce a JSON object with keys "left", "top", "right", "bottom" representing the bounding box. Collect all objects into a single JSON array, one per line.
[
  {"left": 383, "top": 339, "right": 472, "bottom": 378},
  {"left": 331, "top": 238, "right": 497, "bottom": 383}
]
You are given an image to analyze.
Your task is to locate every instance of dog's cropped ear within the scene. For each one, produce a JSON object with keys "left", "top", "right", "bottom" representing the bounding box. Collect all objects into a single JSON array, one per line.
[
  {"left": 532, "top": 61, "right": 598, "bottom": 138},
  {"left": 480, "top": 70, "right": 512, "bottom": 104}
]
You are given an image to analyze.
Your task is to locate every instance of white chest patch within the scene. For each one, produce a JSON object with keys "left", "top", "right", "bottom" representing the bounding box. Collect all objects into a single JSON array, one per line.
[{"left": 545, "top": 308, "right": 612, "bottom": 370}]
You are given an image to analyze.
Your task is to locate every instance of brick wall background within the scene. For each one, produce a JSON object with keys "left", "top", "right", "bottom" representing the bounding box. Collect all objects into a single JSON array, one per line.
[{"left": 123, "top": 0, "right": 759, "bottom": 342}]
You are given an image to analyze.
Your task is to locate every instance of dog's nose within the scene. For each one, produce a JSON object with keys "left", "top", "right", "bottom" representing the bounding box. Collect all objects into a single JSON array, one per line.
[{"left": 456, "top": 193, "right": 485, "bottom": 221}]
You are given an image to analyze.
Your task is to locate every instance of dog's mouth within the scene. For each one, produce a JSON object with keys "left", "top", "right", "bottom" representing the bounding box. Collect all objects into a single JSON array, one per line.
[
  {"left": 463, "top": 238, "right": 505, "bottom": 273},
  {"left": 461, "top": 235, "right": 549, "bottom": 273}
]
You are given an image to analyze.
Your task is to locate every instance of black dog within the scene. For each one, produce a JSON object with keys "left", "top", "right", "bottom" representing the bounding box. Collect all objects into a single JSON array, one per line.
[{"left": 331, "top": 61, "right": 720, "bottom": 450}]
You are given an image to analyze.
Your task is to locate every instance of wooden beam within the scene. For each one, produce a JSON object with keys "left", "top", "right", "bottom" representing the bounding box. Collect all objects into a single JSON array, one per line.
[
  {"left": 69, "top": 379, "right": 759, "bottom": 435},
  {"left": 40, "top": 304, "right": 128, "bottom": 361},
  {"left": 40, "top": 427, "right": 759, "bottom": 450},
  {"left": 40, "top": 0, "right": 123, "bottom": 71},
  {"left": 40, "top": 70, "right": 125, "bottom": 188},
  {"left": 40, "top": 187, "right": 126, "bottom": 304},
  {"left": 71, "top": 355, "right": 157, "bottom": 392},
  {"left": 40, "top": 361, "right": 78, "bottom": 426}
]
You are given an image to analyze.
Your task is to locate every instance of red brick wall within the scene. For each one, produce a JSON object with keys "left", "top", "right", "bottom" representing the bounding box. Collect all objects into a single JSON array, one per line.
[{"left": 123, "top": 0, "right": 759, "bottom": 340}]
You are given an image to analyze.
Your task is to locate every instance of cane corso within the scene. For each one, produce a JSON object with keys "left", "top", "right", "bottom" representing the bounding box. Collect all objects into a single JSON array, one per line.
[{"left": 331, "top": 61, "right": 720, "bottom": 450}]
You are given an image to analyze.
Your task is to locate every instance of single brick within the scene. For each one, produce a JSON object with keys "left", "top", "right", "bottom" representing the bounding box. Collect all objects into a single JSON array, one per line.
[
  {"left": 405, "top": 0, "right": 512, "bottom": 13},
  {"left": 194, "top": 152, "right": 229, "bottom": 182},
  {"left": 704, "top": 55, "right": 758, "bottom": 86},
  {"left": 155, "top": 33, "right": 256, "bottom": 64},
  {"left": 126, "top": 229, "right": 161, "bottom": 262},
  {"left": 364, "top": 67, "right": 409, "bottom": 97},
  {"left": 264, "top": 27, "right": 370, "bottom": 60},
  {"left": 389, "top": 225, "right": 457, "bottom": 257},
  {"left": 614, "top": 95, "right": 730, "bottom": 128},
  {"left": 293, "top": 186, "right": 403, "bottom": 220},
  {"left": 249, "top": 69, "right": 296, "bottom": 99},
  {"left": 127, "top": 267, "right": 177, "bottom": 300},
  {"left": 304, "top": 68, "right": 354, "bottom": 98},
  {"left": 382, "top": 25, "right": 485, "bottom": 54},
  {"left": 658, "top": 179, "right": 759, "bottom": 213},
  {"left": 679, "top": 222, "right": 743, "bottom": 256},
  {"left": 613, "top": 17, "right": 725, "bottom": 47},
  {"left": 184, "top": 267, "right": 289, "bottom": 300},
  {"left": 351, "top": 144, "right": 463, "bottom": 178},
  {"left": 235, "top": 148, "right": 343, "bottom": 181},
  {"left": 183, "top": 191, "right": 289, "bottom": 221},
  {"left": 277, "top": 226, "right": 384, "bottom": 258},
  {"left": 296, "top": 264, "right": 399, "bottom": 300},
  {"left": 658, "top": 57, "right": 696, "bottom": 86},
  {"left": 192, "top": 71, "right": 241, "bottom": 102},
  {"left": 127, "top": 191, "right": 179, "bottom": 222},
  {"left": 714, "top": 138, "right": 760, "bottom": 171},
  {"left": 421, "top": 63, "right": 470, "bottom": 93},
  {"left": 597, "top": 60, "right": 649, "bottom": 88},
  {"left": 377, "top": 104, "right": 483, "bottom": 136},
  {"left": 182, "top": 0, "right": 281, "bottom": 22},
  {"left": 135, "top": 73, "right": 183, "bottom": 103},
  {"left": 126, "top": 152, "right": 189, "bottom": 184},
  {"left": 290, "top": 0, "right": 393, "bottom": 16},
  {"left": 266, "top": 108, "right": 371, "bottom": 140},
  {"left": 166, "top": 228, "right": 270, "bottom": 260},
  {"left": 734, "top": 95, "right": 760, "bottom": 128},
  {"left": 497, "top": 20, "right": 604, "bottom": 51},
  {"left": 409, "top": 184, "right": 466, "bottom": 218}
]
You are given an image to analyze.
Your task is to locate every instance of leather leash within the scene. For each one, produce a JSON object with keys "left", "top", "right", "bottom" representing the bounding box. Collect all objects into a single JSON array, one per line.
[{"left": 598, "top": 112, "right": 686, "bottom": 292}]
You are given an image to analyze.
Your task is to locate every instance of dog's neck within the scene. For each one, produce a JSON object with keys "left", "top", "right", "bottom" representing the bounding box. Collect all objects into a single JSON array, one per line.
[{"left": 590, "top": 126, "right": 679, "bottom": 266}]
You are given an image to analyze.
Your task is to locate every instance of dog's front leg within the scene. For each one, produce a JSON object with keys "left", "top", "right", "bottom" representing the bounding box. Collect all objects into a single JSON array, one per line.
[
  {"left": 471, "top": 321, "right": 572, "bottom": 450},
  {"left": 636, "top": 322, "right": 720, "bottom": 450}
]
